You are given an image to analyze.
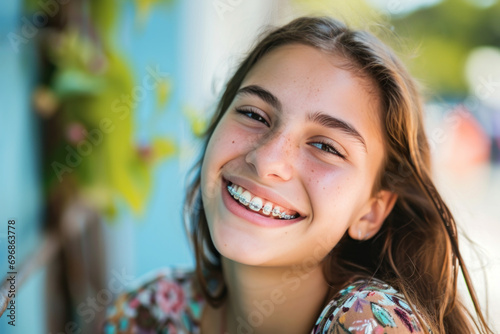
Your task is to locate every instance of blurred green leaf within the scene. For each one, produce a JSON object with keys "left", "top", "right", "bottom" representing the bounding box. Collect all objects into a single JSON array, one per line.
[{"left": 392, "top": 0, "right": 500, "bottom": 97}]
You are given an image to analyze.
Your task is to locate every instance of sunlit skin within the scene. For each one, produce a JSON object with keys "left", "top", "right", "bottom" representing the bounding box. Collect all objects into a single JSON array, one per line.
[{"left": 200, "top": 44, "right": 397, "bottom": 333}]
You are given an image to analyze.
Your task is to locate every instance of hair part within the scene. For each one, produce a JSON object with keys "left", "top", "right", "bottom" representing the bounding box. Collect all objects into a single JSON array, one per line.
[{"left": 184, "top": 16, "right": 492, "bottom": 333}]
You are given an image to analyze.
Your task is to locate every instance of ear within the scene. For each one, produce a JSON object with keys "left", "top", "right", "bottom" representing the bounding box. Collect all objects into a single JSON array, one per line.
[{"left": 348, "top": 190, "right": 397, "bottom": 241}]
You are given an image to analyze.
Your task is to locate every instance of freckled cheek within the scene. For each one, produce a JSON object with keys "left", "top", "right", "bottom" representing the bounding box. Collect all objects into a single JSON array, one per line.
[
  {"left": 303, "top": 165, "right": 362, "bottom": 209},
  {"left": 223, "top": 129, "right": 260, "bottom": 154},
  {"left": 299, "top": 160, "right": 338, "bottom": 189},
  {"left": 209, "top": 129, "right": 236, "bottom": 152}
]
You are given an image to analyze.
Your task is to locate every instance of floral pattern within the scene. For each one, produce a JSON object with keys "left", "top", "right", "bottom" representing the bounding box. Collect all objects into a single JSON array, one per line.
[
  {"left": 311, "top": 279, "right": 431, "bottom": 334},
  {"left": 101, "top": 268, "right": 205, "bottom": 334},
  {"left": 102, "top": 269, "right": 429, "bottom": 334}
]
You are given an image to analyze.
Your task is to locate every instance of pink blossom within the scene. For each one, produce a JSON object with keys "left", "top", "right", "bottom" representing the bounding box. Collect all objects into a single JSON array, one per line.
[{"left": 155, "top": 280, "right": 185, "bottom": 315}]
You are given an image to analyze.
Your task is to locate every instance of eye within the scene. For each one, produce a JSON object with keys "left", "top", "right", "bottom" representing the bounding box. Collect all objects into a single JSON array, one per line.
[
  {"left": 235, "top": 107, "right": 270, "bottom": 127},
  {"left": 309, "top": 140, "right": 345, "bottom": 159}
]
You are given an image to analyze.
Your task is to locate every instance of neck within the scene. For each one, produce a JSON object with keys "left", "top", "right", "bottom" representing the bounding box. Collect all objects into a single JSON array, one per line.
[{"left": 221, "top": 257, "right": 329, "bottom": 334}]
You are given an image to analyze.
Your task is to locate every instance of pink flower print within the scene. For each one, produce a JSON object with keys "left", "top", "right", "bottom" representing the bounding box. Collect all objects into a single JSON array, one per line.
[
  {"left": 155, "top": 280, "right": 185, "bottom": 315},
  {"left": 129, "top": 297, "right": 140, "bottom": 309}
]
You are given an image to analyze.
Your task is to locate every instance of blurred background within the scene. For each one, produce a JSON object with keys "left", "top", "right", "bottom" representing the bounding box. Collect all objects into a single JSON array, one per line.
[{"left": 0, "top": 0, "right": 499, "bottom": 333}]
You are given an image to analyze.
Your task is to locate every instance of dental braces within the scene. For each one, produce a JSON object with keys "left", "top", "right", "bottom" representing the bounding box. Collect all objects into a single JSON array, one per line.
[{"left": 227, "top": 184, "right": 297, "bottom": 220}]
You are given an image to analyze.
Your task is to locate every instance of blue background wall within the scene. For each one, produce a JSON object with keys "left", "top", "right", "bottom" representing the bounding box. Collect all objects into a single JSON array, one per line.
[{"left": 0, "top": 2, "right": 45, "bottom": 333}]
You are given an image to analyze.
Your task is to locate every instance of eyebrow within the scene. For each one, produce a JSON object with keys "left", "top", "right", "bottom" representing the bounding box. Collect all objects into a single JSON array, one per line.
[
  {"left": 307, "top": 111, "right": 367, "bottom": 153},
  {"left": 235, "top": 85, "right": 367, "bottom": 152},
  {"left": 236, "top": 85, "right": 283, "bottom": 112}
]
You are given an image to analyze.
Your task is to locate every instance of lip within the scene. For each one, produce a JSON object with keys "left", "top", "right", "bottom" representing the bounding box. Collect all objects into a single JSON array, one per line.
[
  {"left": 223, "top": 174, "right": 306, "bottom": 217},
  {"left": 221, "top": 177, "right": 306, "bottom": 228}
]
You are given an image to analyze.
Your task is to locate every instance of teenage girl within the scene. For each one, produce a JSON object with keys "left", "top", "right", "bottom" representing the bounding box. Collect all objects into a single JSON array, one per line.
[{"left": 102, "top": 16, "right": 492, "bottom": 334}]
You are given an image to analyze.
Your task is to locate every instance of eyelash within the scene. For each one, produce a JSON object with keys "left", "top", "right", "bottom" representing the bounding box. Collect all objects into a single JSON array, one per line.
[
  {"left": 309, "top": 140, "right": 345, "bottom": 159},
  {"left": 235, "top": 108, "right": 270, "bottom": 127},
  {"left": 235, "top": 108, "right": 345, "bottom": 159}
]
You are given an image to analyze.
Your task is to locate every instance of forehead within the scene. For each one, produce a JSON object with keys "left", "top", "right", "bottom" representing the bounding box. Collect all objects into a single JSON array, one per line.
[{"left": 241, "top": 43, "right": 384, "bottom": 144}]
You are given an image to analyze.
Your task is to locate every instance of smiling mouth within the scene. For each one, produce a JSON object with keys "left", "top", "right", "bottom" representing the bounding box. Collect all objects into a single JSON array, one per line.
[{"left": 226, "top": 181, "right": 301, "bottom": 220}]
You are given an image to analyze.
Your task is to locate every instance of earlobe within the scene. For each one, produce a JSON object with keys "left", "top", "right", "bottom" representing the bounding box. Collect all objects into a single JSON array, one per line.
[{"left": 348, "top": 190, "right": 398, "bottom": 240}]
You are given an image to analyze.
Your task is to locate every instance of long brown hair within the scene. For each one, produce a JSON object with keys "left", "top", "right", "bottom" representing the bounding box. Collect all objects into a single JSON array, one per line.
[{"left": 184, "top": 16, "right": 492, "bottom": 333}]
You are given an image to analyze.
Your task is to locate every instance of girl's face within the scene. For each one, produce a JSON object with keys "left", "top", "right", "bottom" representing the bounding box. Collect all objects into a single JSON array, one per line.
[{"left": 201, "top": 44, "right": 389, "bottom": 267}]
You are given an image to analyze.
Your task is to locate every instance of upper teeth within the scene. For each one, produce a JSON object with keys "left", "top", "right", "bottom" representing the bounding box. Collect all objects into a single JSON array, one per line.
[{"left": 227, "top": 183, "right": 298, "bottom": 220}]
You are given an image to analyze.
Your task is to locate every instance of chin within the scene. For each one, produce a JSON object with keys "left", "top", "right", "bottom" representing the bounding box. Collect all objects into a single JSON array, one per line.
[{"left": 209, "top": 222, "right": 277, "bottom": 266}]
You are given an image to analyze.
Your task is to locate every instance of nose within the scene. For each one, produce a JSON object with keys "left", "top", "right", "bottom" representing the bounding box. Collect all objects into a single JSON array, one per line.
[{"left": 245, "top": 131, "right": 294, "bottom": 181}]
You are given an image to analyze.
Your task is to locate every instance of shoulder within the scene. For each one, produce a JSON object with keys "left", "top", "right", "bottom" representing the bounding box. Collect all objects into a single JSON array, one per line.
[
  {"left": 101, "top": 267, "right": 205, "bottom": 334},
  {"left": 311, "top": 279, "right": 431, "bottom": 334}
]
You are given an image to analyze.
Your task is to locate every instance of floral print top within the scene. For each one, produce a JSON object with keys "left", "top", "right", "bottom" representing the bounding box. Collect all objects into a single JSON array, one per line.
[
  {"left": 102, "top": 268, "right": 205, "bottom": 334},
  {"left": 311, "top": 279, "right": 430, "bottom": 334},
  {"left": 101, "top": 268, "right": 430, "bottom": 334}
]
